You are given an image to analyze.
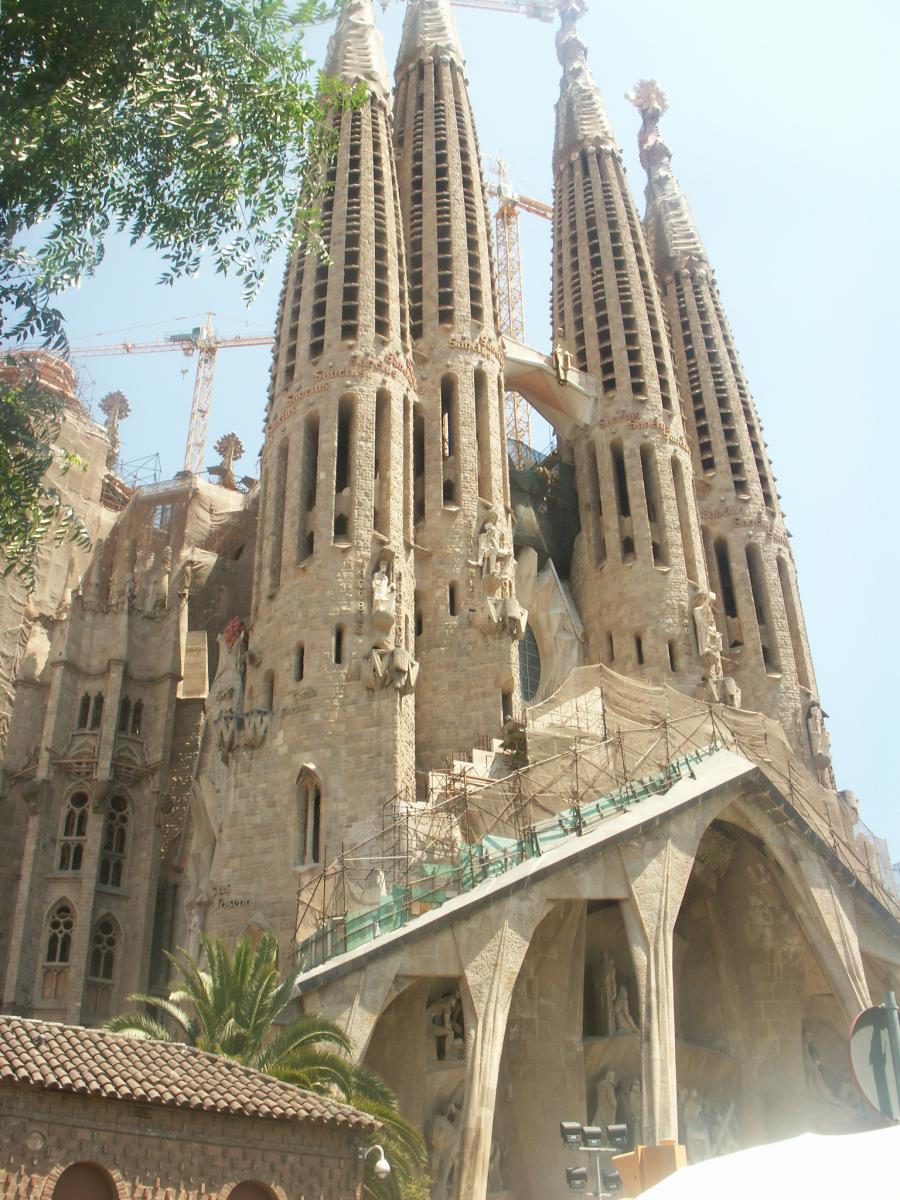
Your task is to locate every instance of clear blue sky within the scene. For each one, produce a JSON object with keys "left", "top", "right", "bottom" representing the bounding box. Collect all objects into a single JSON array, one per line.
[{"left": 46, "top": 0, "right": 900, "bottom": 859}]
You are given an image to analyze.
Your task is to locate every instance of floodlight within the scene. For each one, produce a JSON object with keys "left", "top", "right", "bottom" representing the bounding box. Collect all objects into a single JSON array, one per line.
[
  {"left": 560, "top": 1121, "right": 584, "bottom": 1147},
  {"left": 607, "top": 1122, "right": 630, "bottom": 1149},
  {"left": 601, "top": 1166, "right": 623, "bottom": 1193},
  {"left": 581, "top": 1125, "right": 605, "bottom": 1149},
  {"left": 565, "top": 1166, "right": 589, "bottom": 1193}
]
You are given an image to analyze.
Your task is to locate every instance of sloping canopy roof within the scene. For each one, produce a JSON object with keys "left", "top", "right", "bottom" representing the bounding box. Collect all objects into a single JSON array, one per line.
[{"left": 0, "top": 1016, "right": 377, "bottom": 1130}]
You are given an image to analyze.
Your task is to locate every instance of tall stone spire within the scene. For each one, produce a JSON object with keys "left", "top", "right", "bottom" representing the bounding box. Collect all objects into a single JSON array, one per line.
[
  {"left": 393, "top": 0, "right": 524, "bottom": 769},
  {"left": 208, "top": 0, "right": 421, "bottom": 948},
  {"left": 630, "top": 83, "right": 824, "bottom": 764},
  {"left": 552, "top": 9, "right": 713, "bottom": 696}
]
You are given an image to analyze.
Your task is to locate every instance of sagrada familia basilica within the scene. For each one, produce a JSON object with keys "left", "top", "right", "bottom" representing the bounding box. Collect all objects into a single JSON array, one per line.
[{"left": 1, "top": 1, "right": 897, "bottom": 1197}]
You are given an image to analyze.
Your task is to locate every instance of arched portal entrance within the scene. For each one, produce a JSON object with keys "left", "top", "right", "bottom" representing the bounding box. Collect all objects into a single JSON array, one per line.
[{"left": 52, "top": 1163, "right": 116, "bottom": 1200}]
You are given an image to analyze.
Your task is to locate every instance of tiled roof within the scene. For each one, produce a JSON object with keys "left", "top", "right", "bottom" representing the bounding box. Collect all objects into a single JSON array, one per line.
[{"left": 0, "top": 1017, "right": 377, "bottom": 1131}]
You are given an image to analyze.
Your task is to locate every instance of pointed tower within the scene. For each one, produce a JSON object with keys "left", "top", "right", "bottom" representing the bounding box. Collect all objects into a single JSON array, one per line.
[
  {"left": 630, "top": 81, "right": 824, "bottom": 764},
  {"left": 393, "top": 0, "right": 524, "bottom": 768},
  {"left": 207, "top": 0, "right": 420, "bottom": 944},
  {"left": 552, "top": 11, "right": 712, "bottom": 691}
]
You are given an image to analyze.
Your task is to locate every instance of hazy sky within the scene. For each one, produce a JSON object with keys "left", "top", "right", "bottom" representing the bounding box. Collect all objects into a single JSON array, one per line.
[{"left": 42, "top": 0, "right": 899, "bottom": 860}]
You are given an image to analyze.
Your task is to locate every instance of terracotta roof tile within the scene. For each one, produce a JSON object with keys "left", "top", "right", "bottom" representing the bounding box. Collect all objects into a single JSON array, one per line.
[{"left": 0, "top": 1017, "right": 378, "bottom": 1132}]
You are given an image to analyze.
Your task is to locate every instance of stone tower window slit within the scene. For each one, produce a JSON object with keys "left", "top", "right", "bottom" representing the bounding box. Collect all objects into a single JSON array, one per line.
[
  {"left": 130, "top": 699, "right": 143, "bottom": 735},
  {"left": 297, "top": 411, "right": 319, "bottom": 562},
  {"left": 90, "top": 693, "right": 104, "bottom": 730},
  {"left": 584, "top": 442, "right": 606, "bottom": 565},
  {"left": 282, "top": 238, "right": 307, "bottom": 386},
  {"left": 308, "top": 159, "right": 337, "bottom": 359},
  {"left": 581, "top": 153, "right": 613, "bottom": 393},
  {"left": 634, "top": 634, "right": 645, "bottom": 666},
  {"left": 403, "top": 394, "right": 414, "bottom": 538},
  {"left": 474, "top": 369, "right": 492, "bottom": 503},
  {"left": 294, "top": 642, "right": 305, "bottom": 682},
  {"left": 413, "top": 409, "right": 425, "bottom": 523},
  {"left": 674, "top": 273, "right": 714, "bottom": 472},
  {"left": 341, "top": 107, "right": 363, "bottom": 342},
  {"left": 693, "top": 279, "right": 748, "bottom": 495},
  {"left": 77, "top": 692, "right": 90, "bottom": 729},
  {"left": 640, "top": 443, "right": 669, "bottom": 568},
  {"left": 611, "top": 441, "right": 634, "bottom": 561},
  {"left": 448, "top": 582, "right": 458, "bottom": 616},
  {"left": 451, "top": 70, "right": 483, "bottom": 323},
  {"left": 606, "top": 632, "right": 615, "bottom": 663},
  {"left": 433, "top": 63, "right": 454, "bottom": 325},
  {"left": 713, "top": 537, "right": 740, "bottom": 651},
  {"left": 408, "top": 86, "right": 425, "bottom": 339},
  {"left": 98, "top": 796, "right": 128, "bottom": 888},
  {"left": 117, "top": 696, "right": 131, "bottom": 733},
  {"left": 372, "top": 105, "right": 390, "bottom": 342},
  {"left": 441, "top": 375, "right": 459, "bottom": 505},
  {"left": 374, "top": 390, "right": 391, "bottom": 538},
  {"left": 333, "top": 396, "right": 354, "bottom": 542},
  {"left": 671, "top": 455, "right": 699, "bottom": 584},
  {"left": 746, "top": 543, "right": 779, "bottom": 671},
  {"left": 777, "top": 555, "right": 811, "bottom": 689},
  {"left": 564, "top": 165, "right": 587, "bottom": 371},
  {"left": 58, "top": 792, "right": 88, "bottom": 871},
  {"left": 268, "top": 439, "right": 289, "bottom": 591},
  {"left": 262, "top": 670, "right": 275, "bottom": 712},
  {"left": 333, "top": 625, "right": 344, "bottom": 665},
  {"left": 598, "top": 154, "right": 645, "bottom": 399},
  {"left": 668, "top": 641, "right": 678, "bottom": 671},
  {"left": 622, "top": 182, "right": 671, "bottom": 409},
  {"left": 296, "top": 774, "right": 322, "bottom": 867}
]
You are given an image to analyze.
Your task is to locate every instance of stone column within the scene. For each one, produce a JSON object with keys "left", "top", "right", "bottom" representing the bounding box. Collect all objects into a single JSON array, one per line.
[
  {"left": 1, "top": 783, "right": 47, "bottom": 1011},
  {"left": 618, "top": 819, "right": 706, "bottom": 1144},
  {"left": 452, "top": 895, "right": 546, "bottom": 1200}
]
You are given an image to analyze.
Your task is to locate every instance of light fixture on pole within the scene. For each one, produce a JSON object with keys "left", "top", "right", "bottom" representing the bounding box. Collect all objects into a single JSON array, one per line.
[
  {"left": 559, "top": 1121, "right": 627, "bottom": 1197},
  {"left": 359, "top": 1143, "right": 391, "bottom": 1180}
]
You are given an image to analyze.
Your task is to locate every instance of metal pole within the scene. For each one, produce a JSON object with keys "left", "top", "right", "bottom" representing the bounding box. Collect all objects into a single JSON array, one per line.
[
  {"left": 592, "top": 1149, "right": 603, "bottom": 1198},
  {"left": 885, "top": 991, "right": 900, "bottom": 1116}
]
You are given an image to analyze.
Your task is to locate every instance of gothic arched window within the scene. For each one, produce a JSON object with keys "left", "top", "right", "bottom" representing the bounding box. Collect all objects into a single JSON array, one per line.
[
  {"left": 518, "top": 625, "right": 541, "bottom": 703},
  {"left": 98, "top": 796, "right": 128, "bottom": 888},
  {"left": 58, "top": 792, "right": 88, "bottom": 871},
  {"left": 117, "top": 696, "right": 131, "bottom": 732},
  {"left": 46, "top": 903, "right": 74, "bottom": 964},
  {"left": 131, "top": 699, "right": 143, "bottom": 735},
  {"left": 296, "top": 772, "right": 322, "bottom": 866},
  {"left": 89, "top": 916, "right": 117, "bottom": 982},
  {"left": 77, "top": 692, "right": 91, "bottom": 729},
  {"left": 90, "top": 693, "right": 104, "bottom": 730}
]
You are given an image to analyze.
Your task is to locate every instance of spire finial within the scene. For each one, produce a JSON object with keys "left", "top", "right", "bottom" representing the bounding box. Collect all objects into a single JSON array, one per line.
[
  {"left": 396, "top": 0, "right": 464, "bottom": 74},
  {"left": 553, "top": 0, "right": 616, "bottom": 170},
  {"left": 324, "top": 0, "right": 391, "bottom": 102},
  {"left": 627, "top": 80, "right": 707, "bottom": 273}
]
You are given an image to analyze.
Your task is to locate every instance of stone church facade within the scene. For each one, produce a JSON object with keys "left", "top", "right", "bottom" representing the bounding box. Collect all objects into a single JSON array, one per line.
[{"left": 1, "top": 2, "right": 897, "bottom": 1198}]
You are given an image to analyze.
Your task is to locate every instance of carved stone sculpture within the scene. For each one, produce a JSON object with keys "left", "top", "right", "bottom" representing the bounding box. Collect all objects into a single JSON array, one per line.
[
  {"left": 598, "top": 951, "right": 617, "bottom": 1036},
  {"left": 681, "top": 1089, "right": 711, "bottom": 1162},
  {"left": 365, "top": 646, "right": 419, "bottom": 695},
  {"left": 427, "top": 989, "right": 465, "bottom": 1061},
  {"left": 591, "top": 1068, "right": 618, "bottom": 1129},
  {"left": 623, "top": 1077, "right": 642, "bottom": 1147},
  {"left": 207, "top": 618, "right": 248, "bottom": 760},
  {"left": 371, "top": 560, "right": 396, "bottom": 645},
  {"left": 429, "top": 1085, "right": 464, "bottom": 1200},
  {"left": 553, "top": 328, "right": 573, "bottom": 385},
  {"left": 692, "top": 591, "right": 723, "bottom": 668},
  {"left": 614, "top": 984, "right": 639, "bottom": 1034},
  {"left": 209, "top": 432, "right": 244, "bottom": 491},
  {"left": 477, "top": 513, "right": 512, "bottom": 595},
  {"left": 806, "top": 702, "right": 832, "bottom": 769}
]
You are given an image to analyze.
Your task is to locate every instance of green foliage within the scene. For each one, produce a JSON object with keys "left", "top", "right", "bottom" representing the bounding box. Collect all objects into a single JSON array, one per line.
[
  {"left": 0, "top": 362, "right": 90, "bottom": 590},
  {"left": 106, "top": 932, "right": 428, "bottom": 1200},
  {"left": 0, "top": 0, "right": 356, "bottom": 347}
]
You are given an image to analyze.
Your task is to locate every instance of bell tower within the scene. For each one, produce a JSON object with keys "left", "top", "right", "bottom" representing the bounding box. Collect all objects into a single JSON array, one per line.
[
  {"left": 631, "top": 80, "right": 825, "bottom": 765},
  {"left": 552, "top": 10, "right": 713, "bottom": 693},
  {"left": 393, "top": 0, "right": 525, "bottom": 768}
]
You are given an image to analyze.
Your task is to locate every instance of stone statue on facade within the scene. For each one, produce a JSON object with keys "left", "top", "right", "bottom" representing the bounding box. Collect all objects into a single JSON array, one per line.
[
  {"left": 371, "top": 560, "right": 397, "bottom": 645},
  {"left": 691, "top": 591, "right": 723, "bottom": 667},
  {"left": 365, "top": 646, "right": 419, "bottom": 695},
  {"left": 591, "top": 1069, "right": 618, "bottom": 1130},
  {"left": 477, "top": 513, "right": 512, "bottom": 589},
  {"left": 207, "top": 618, "right": 247, "bottom": 746},
  {"left": 429, "top": 1085, "right": 464, "bottom": 1200},
  {"left": 623, "top": 1077, "right": 642, "bottom": 1146},
  {"left": 681, "top": 1089, "right": 711, "bottom": 1161},
  {"left": 597, "top": 951, "right": 617, "bottom": 1035},
  {"left": 427, "top": 989, "right": 465, "bottom": 1061},
  {"left": 553, "top": 328, "right": 573, "bottom": 385},
  {"left": 806, "top": 702, "right": 832, "bottom": 770},
  {"left": 614, "top": 984, "right": 639, "bottom": 1034}
]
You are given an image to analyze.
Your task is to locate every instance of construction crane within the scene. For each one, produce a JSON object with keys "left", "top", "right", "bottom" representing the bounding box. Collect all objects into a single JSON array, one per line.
[
  {"left": 69, "top": 315, "right": 273, "bottom": 474},
  {"left": 487, "top": 159, "right": 553, "bottom": 464}
]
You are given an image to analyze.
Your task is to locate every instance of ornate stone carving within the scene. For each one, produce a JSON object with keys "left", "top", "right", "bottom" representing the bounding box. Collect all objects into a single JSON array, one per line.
[
  {"left": 242, "top": 708, "right": 271, "bottom": 750},
  {"left": 99, "top": 390, "right": 130, "bottom": 469},
  {"left": 553, "top": 328, "right": 573, "bottom": 385},
  {"left": 209, "top": 432, "right": 244, "bottom": 491},
  {"left": 622, "top": 1077, "right": 642, "bottom": 1147},
  {"left": 680, "top": 1088, "right": 711, "bottom": 1162},
  {"left": 365, "top": 646, "right": 419, "bottom": 694},
  {"left": 370, "top": 559, "right": 396, "bottom": 646},
  {"left": 806, "top": 702, "right": 832, "bottom": 769},
  {"left": 613, "top": 984, "right": 638, "bottom": 1034},
  {"left": 476, "top": 512, "right": 512, "bottom": 596},
  {"left": 429, "top": 1084, "right": 465, "bottom": 1200},
  {"left": 591, "top": 1068, "right": 618, "bottom": 1129},
  {"left": 427, "top": 988, "right": 465, "bottom": 1061}
]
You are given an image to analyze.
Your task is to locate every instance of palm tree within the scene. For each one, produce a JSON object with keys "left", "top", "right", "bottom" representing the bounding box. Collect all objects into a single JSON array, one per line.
[{"left": 106, "top": 932, "right": 428, "bottom": 1199}]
